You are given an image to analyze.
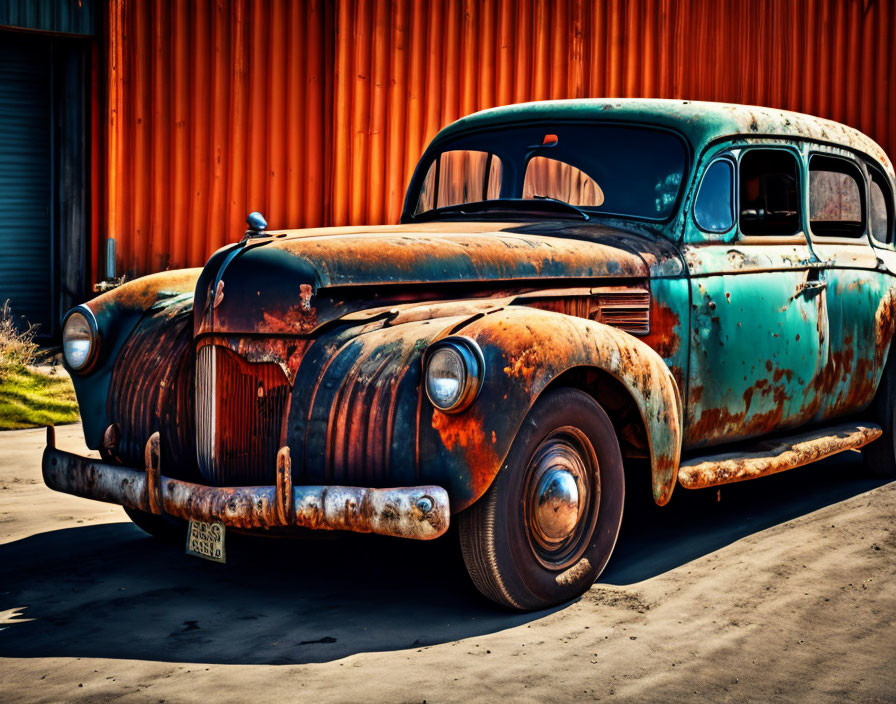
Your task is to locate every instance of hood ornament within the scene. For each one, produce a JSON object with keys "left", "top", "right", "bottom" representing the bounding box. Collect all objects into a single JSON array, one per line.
[{"left": 242, "top": 211, "right": 268, "bottom": 241}]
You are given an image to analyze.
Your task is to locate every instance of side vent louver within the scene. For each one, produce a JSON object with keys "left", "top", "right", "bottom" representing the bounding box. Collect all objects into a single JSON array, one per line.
[
  {"left": 521, "top": 287, "right": 651, "bottom": 335},
  {"left": 593, "top": 287, "right": 651, "bottom": 335}
]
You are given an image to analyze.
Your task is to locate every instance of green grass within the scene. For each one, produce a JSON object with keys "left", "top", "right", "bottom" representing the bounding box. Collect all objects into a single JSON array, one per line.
[{"left": 0, "top": 367, "right": 80, "bottom": 430}]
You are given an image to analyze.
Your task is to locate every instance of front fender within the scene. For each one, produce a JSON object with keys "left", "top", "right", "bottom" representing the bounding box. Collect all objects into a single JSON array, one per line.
[
  {"left": 436, "top": 306, "right": 683, "bottom": 507},
  {"left": 70, "top": 269, "right": 202, "bottom": 448},
  {"left": 285, "top": 305, "right": 682, "bottom": 511}
]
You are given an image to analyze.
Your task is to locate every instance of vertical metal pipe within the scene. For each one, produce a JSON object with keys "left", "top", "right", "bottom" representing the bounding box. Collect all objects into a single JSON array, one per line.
[{"left": 105, "top": 0, "right": 125, "bottom": 276}]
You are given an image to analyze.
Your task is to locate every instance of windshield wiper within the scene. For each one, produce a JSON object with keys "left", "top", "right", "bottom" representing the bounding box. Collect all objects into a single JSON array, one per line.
[{"left": 413, "top": 198, "right": 590, "bottom": 222}]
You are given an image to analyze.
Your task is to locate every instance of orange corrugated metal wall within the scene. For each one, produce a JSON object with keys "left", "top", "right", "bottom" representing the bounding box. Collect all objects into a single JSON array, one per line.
[{"left": 101, "top": 0, "right": 896, "bottom": 280}]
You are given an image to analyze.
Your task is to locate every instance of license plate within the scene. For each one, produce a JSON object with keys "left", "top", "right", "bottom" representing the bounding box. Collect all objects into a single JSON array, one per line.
[{"left": 185, "top": 519, "right": 226, "bottom": 563}]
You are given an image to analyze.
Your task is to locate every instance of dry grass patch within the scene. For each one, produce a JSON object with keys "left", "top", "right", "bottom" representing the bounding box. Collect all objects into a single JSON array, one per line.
[{"left": 0, "top": 301, "right": 79, "bottom": 430}]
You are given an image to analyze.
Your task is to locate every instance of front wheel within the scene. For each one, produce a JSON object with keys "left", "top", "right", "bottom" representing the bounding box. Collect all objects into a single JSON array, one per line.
[{"left": 459, "top": 388, "right": 625, "bottom": 610}]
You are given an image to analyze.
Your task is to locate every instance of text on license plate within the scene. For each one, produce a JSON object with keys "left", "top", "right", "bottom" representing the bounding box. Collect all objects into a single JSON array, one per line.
[{"left": 186, "top": 519, "right": 226, "bottom": 563}]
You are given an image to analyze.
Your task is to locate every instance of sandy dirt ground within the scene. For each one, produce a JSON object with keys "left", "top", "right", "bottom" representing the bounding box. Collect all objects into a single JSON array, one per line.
[{"left": 1, "top": 423, "right": 894, "bottom": 703}]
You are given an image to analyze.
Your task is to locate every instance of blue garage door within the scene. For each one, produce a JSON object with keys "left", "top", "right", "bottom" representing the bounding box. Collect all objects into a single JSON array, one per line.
[{"left": 0, "top": 31, "right": 53, "bottom": 334}]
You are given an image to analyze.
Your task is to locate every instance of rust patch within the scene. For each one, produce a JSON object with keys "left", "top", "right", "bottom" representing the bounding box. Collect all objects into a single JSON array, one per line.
[
  {"left": 742, "top": 377, "right": 771, "bottom": 412},
  {"left": 874, "top": 288, "right": 896, "bottom": 367},
  {"left": 772, "top": 368, "right": 793, "bottom": 383},
  {"left": 810, "top": 331, "right": 875, "bottom": 415},
  {"left": 688, "top": 377, "right": 788, "bottom": 446},
  {"left": 292, "top": 485, "right": 449, "bottom": 539},
  {"left": 652, "top": 455, "right": 677, "bottom": 505},
  {"left": 690, "top": 384, "right": 704, "bottom": 404},
  {"left": 218, "top": 335, "right": 314, "bottom": 384},
  {"left": 144, "top": 432, "right": 162, "bottom": 515},
  {"left": 260, "top": 303, "right": 319, "bottom": 335},
  {"left": 680, "top": 422, "right": 882, "bottom": 489},
  {"left": 299, "top": 283, "right": 314, "bottom": 312},
  {"left": 275, "top": 446, "right": 293, "bottom": 525},
  {"left": 641, "top": 300, "right": 680, "bottom": 359},
  {"left": 431, "top": 409, "right": 500, "bottom": 500},
  {"left": 687, "top": 406, "right": 745, "bottom": 446},
  {"left": 503, "top": 345, "right": 542, "bottom": 393}
]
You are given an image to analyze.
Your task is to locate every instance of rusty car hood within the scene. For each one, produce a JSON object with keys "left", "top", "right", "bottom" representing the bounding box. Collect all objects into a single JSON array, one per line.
[{"left": 198, "top": 220, "right": 683, "bottom": 336}]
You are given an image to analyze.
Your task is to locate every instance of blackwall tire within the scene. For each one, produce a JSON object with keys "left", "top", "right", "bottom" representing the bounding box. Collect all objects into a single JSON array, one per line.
[
  {"left": 458, "top": 388, "right": 625, "bottom": 610},
  {"left": 863, "top": 360, "right": 896, "bottom": 477}
]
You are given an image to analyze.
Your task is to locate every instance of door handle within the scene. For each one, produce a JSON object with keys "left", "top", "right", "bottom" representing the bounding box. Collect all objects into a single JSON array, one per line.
[{"left": 794, "top": 279, "right": 827, "bottom": 298}]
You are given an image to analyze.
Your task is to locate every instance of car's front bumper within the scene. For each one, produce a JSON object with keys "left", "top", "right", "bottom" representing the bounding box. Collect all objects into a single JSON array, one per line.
[{"left": 41, "top": 427, "right": 450, "bottom": 540}]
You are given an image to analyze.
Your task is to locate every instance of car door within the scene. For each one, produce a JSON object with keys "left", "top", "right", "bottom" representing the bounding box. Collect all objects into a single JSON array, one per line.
[
  {"left": 805, "top": 149, "right": 895, "bottom": 419},
  {"left": 682, "top": 143, "right": 828, "bottom": 450}
]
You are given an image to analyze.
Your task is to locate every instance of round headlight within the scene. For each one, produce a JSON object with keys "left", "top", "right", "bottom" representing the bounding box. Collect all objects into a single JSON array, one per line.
[
  {"left": 424, "top": 338, "right": 484, "bottom": 413},
  {"left": 62, "top": 309, "right": 96, "bottom": 371}
]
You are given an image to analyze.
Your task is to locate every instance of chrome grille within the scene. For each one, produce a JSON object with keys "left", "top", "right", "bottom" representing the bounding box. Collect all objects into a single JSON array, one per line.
[
  {"left": 195, "top": 345, "right": 217, "bottom": 479},
  {"left": 195, "top": 344, "right": 291, "bottom": 486}
]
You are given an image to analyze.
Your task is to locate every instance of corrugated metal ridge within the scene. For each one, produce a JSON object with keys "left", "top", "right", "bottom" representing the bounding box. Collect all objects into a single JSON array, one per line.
[{"left": 102, "top": 0, "right": 896, "bottom": 279}]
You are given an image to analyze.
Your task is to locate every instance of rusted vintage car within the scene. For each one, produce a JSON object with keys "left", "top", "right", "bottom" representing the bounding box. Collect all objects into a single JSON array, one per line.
[{"left": 47, "top": 99, "right": 896, "bottom": 610}]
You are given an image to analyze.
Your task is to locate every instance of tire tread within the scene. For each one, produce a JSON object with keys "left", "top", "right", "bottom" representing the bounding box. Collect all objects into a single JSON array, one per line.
[{"left": 458, "top": 485, "right": 522, "bottom": 609}]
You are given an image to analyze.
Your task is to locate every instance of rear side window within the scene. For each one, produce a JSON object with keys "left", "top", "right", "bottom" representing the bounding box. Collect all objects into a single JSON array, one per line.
[
  {"left": 739, "top": 150, "right": 801, "bottom": 236},
  {"left": 415, "top": 150, "right": 503, "bottom": 215},
  {"left": 869, "top": 171, "right": 893, "bottom": 244},
  {"left": 694, "top": 159, "right": 735, "bottom": 232},
  {"left": 809, "top": 155, "right": 864, "bottom": 237}
]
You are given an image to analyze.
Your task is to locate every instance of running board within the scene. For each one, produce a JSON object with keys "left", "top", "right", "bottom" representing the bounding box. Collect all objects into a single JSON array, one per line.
[{"left": 678, "top": 422, "right": 882, "bottom": 490}]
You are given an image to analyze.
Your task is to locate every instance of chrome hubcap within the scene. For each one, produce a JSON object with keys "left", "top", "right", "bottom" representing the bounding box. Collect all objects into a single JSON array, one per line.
[
  {"left": 524, "top": 427, "right": 600, "bottom": 569},
  {"left": 532, "top": 468, "right": 580, "bottom": 544}
]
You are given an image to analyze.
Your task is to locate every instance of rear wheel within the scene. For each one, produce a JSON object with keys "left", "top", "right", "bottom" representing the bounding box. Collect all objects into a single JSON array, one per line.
[
  {"left": 459, "top": 388, "right": 625, "bottom": 610},
  {"left": 863, "top": 360, "right": 896, "bottom": 477},
  {"left": 123, "top": 507, "right": 187, "bottom": 544}
]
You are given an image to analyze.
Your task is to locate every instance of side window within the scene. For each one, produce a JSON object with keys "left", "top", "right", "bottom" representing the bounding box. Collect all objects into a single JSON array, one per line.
[
  {"left": 808, "top": 155, "right": 864, "bottom": 237},
  {"left": 522, "top": 156, "right": 605, "bottom": 207},
  {"left": 414, "top": 150, "right": 502, "bottom": 215},
  {"left": 694, "top": 159, "right": 734, "bottom": 232},
  {"left": 869, "top": 170, "right": 893, "bottom": 244},
  {"left": 739, "top": 149, "right": 801, "bottom": 236}
]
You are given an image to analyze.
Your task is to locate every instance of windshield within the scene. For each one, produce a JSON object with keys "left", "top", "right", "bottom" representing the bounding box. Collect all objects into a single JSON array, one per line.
[{"left": 410, "top": 123, "right": 687, "bottom": 221}]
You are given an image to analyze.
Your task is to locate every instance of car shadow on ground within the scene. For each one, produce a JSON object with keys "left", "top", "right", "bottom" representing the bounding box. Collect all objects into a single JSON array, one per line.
[
  {"left": 0, "top": 451, "right": 889, "bottom": 665},
  {"left": 605, "top": 451, "right": 890, "bottom": 584}
]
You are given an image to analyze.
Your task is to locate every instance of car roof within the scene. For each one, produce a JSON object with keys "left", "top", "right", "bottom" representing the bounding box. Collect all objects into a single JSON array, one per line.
[{"left": 433, "top": 98, "right": 894, "bottom": 179}]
